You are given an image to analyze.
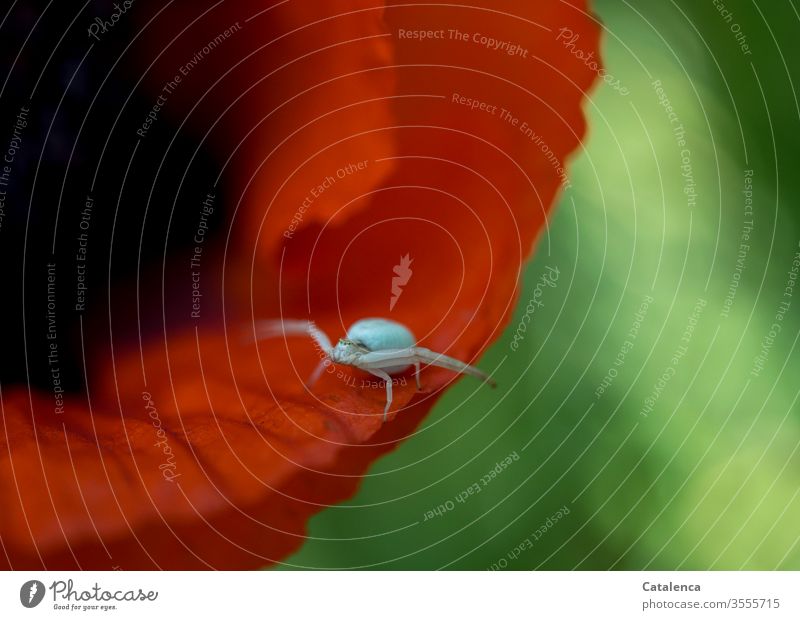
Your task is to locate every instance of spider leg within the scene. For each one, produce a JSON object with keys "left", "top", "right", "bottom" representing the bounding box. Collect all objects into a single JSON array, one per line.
[
  {"left": 252, "top": 319, "right": 334, "bottom": 355},
  {"left": 364, "top": 368, "right": 394, "bottom": 421},
  {"left": 306, "top": 359, "right": 329, "bottom": 388},
  {"left": 357, "top": 348, "right": 496, "bottom": 387},
  {"left": 414, "top": 362, "right": 422, "bottom": 391},
  {"left": 412, "top": 347, "right": 496, "bottom": 387}
]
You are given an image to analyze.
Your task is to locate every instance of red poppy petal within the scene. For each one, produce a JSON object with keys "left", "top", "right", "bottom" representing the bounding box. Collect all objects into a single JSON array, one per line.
[
  {"left": 2, "top": 0, "right": 600, "bottom": 568},
  {"left": 0, "top": 334, "right": 422, "bottom": 569},
  {"left": 135, "top": 0, "right": 397, "bottom": 260},
  {"left": 275, "top": 0, "right": 600, "bottom": 381}
]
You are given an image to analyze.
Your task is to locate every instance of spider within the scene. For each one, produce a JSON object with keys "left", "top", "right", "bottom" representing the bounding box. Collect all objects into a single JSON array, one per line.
[{"left": 254, "top": 317, "right": 496, "bottom": 420}]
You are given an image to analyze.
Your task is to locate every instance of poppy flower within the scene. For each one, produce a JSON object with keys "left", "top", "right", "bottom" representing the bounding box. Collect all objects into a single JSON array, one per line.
[{"left": 0, "top": 0, "right": 600, "bottom": 569}]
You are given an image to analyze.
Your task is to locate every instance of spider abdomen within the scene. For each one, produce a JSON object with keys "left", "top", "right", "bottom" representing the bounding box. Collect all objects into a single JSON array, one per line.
[{"left": 347, "top": 318, "right": 416, "bottom": 374}]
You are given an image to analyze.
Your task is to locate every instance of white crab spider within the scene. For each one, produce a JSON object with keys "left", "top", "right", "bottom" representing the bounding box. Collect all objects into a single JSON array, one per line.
[{"left": 254, "top": 317, "right": 496, "bottom": 421}]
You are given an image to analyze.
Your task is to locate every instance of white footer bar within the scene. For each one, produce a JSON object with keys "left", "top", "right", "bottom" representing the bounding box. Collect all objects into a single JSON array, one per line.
[{"left": 1, "top": 571, "right": 796, "bottom": 619}]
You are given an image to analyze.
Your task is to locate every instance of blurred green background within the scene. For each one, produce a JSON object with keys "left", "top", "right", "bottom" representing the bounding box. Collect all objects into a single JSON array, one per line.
[{"left": 280, "top": 0, "right": 800, "bottom": 569}]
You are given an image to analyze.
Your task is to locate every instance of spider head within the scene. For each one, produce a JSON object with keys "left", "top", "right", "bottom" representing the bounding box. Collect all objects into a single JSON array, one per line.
[{"left": 331, "top": 338, "right": 369, "bottom": 365}]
